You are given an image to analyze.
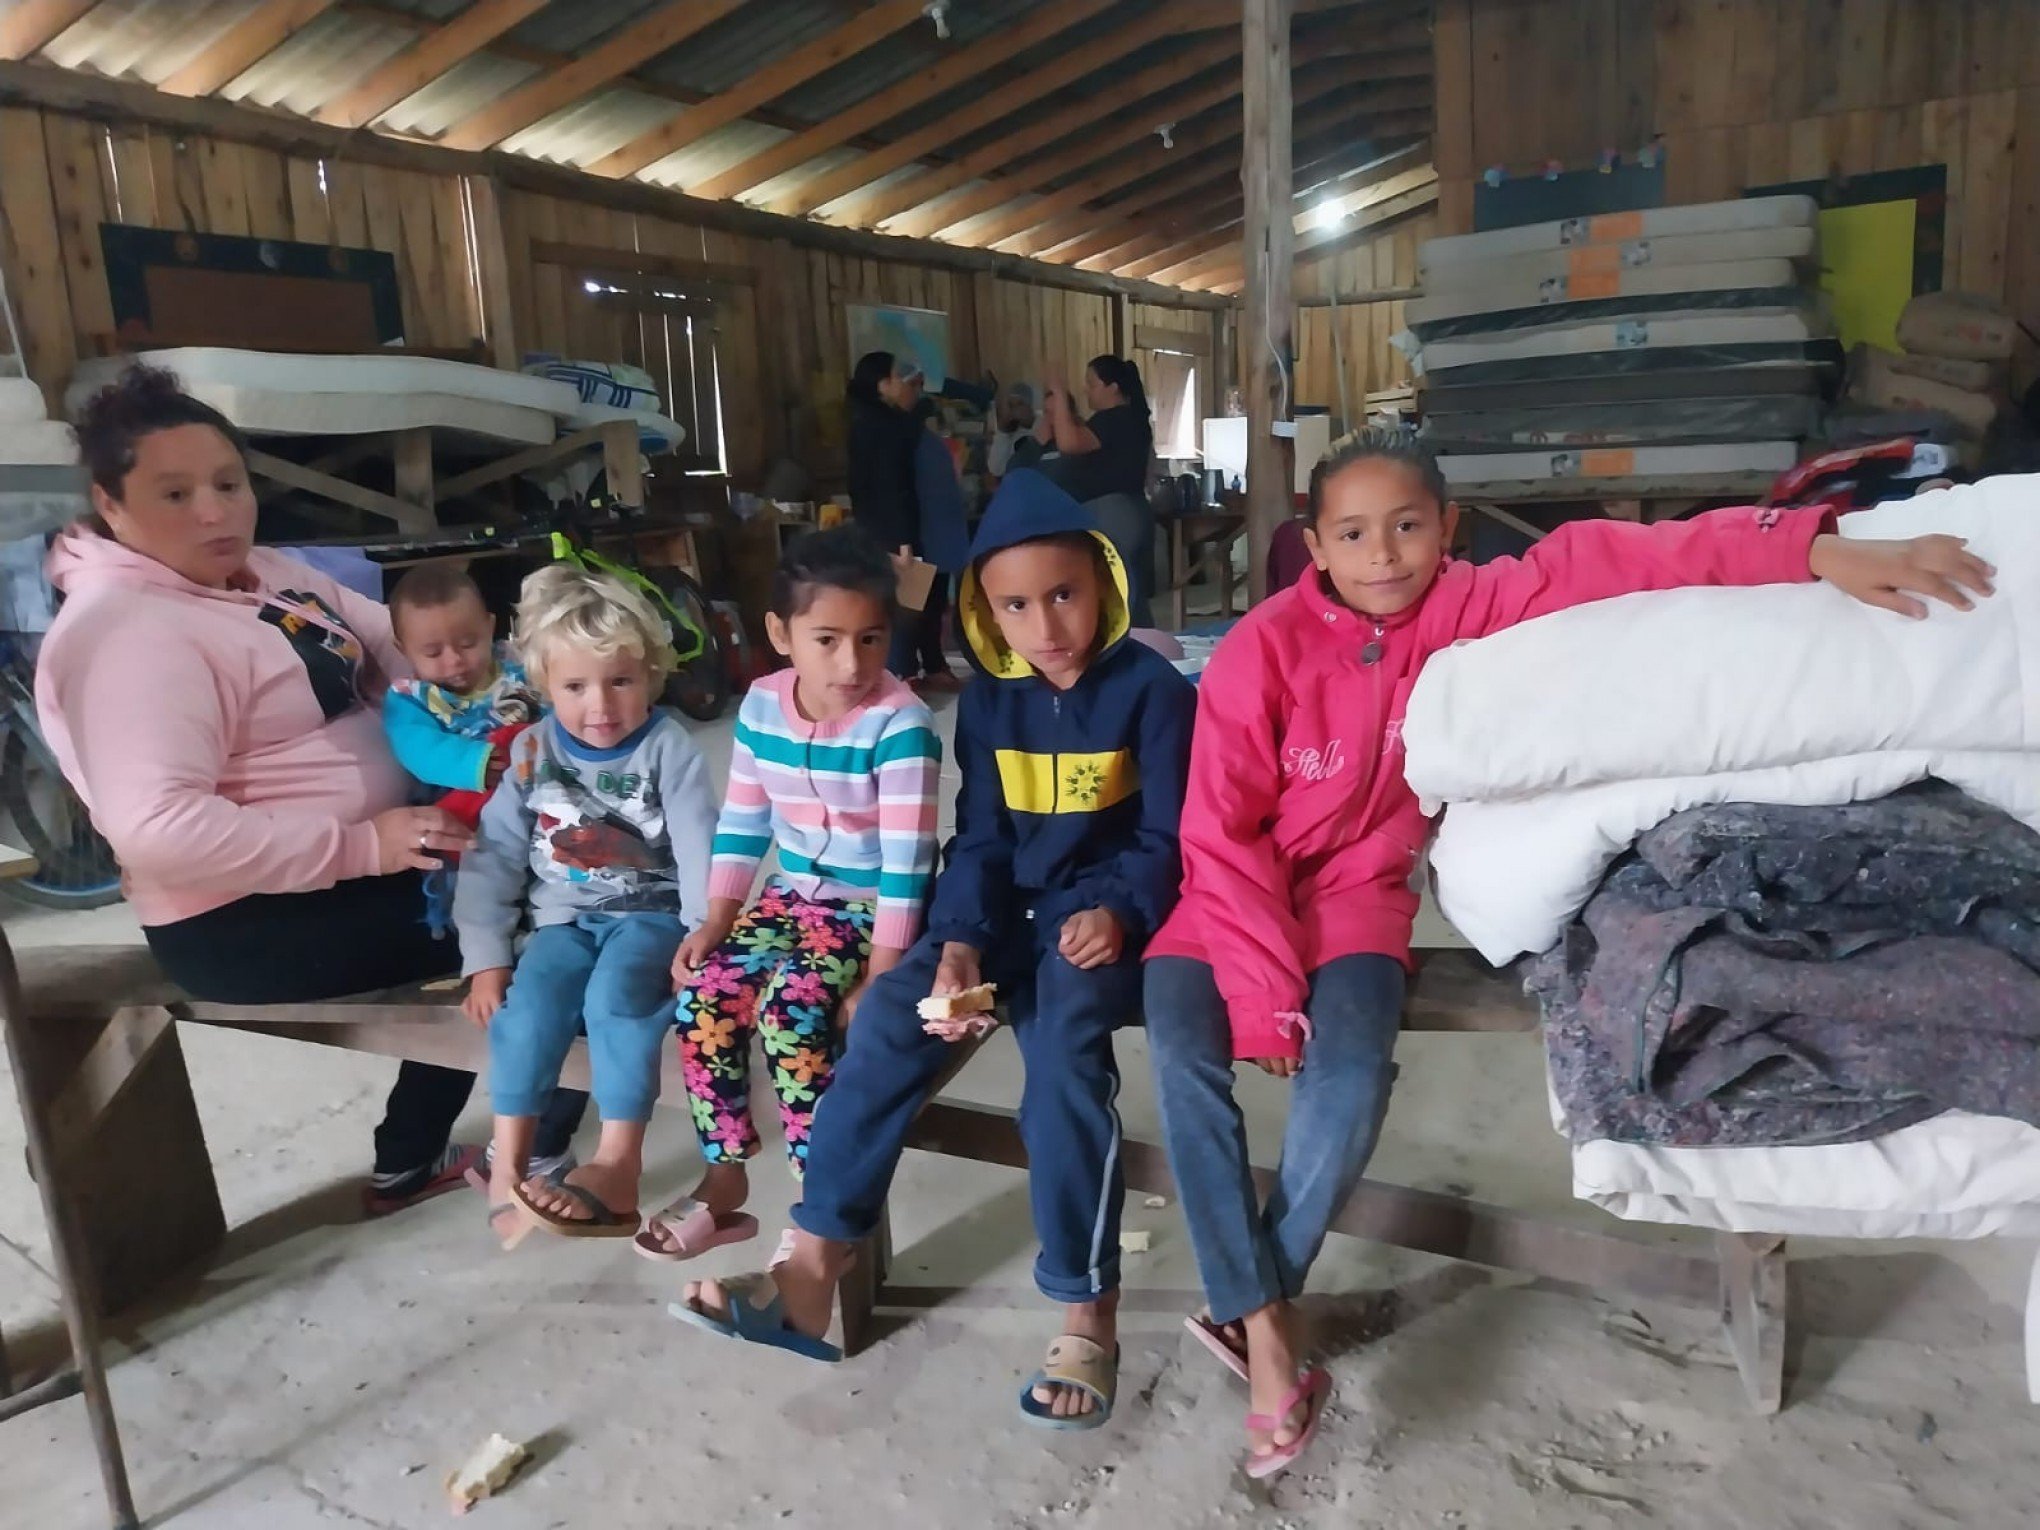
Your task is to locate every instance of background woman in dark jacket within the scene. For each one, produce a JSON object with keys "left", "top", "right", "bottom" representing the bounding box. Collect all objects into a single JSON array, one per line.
[{"left": 847, "top": 351, "right": 959, "bottom": 686}]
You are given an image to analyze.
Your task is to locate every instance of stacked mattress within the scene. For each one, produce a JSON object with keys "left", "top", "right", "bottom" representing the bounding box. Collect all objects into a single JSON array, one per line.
[
  {"left": 0, "top": 375, "right": 88, "bottom": 543},
  {"left": 1410, "top": 196, "right": 1834, "bottom": 496}
]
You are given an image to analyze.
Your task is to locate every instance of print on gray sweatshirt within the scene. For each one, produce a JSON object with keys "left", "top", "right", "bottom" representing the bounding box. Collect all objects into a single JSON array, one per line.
[{"left": 453, "top": 712, "right": 716, "bottom": 975}]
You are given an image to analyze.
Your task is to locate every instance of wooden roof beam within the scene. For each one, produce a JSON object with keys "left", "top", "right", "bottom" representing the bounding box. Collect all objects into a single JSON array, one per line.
[
  {"left": 1000, "top": 94, "right": 1428, "bottom": 260},
  {"left": 878, "top": 29, "right": 1427, "bottom": 239},
  {"left": 1179, "top": 176, "right": 1439, "bottom": 290},
  {"left": 588, "top": 0, "right": 932, "bottom": 182},
  {"left": 776, "top": 6, "right": 1220, "bottom": 221},
  {"left": 439, "top": 1, "right": 747, "bottom": 153},
  {"left": 0, "top": 0, "right": 100, "bottom": 60},
  {"left": 845, "top": 29, "right": 1237, "bottom": 234},
  {"left": 1147, "top": 161, "right": 1434, "bottom": 288},
  {"left": 315, "top": 0, "right": 546, "bottom": 130},
  {"left": 690, "top": 0, "right": 1168, "bottom": 204},
  {"left": 1097, "top": 137, "right": 1428, "bottom": 279},
  {"left": 159, "top": 0, "right": 342, "bottom": 98}
]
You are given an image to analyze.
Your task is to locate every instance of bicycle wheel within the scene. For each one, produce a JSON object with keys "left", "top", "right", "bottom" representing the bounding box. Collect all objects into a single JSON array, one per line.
[
  {"left": 0, "top": 728, "right": 124, "bottom": 909},
  {"left": 644, "top": 565, "right": 731, "bottom": 722}
]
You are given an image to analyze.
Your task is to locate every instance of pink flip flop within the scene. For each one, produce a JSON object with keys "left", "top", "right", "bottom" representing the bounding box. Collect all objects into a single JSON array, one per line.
[
  {"left": 633, "top": 1199, "right": 760, "bottom": 1263},
  {"left": 1184, "top": 1313, "right": 1250, "bottom": 1382},
  {"left": 1244, "top": 1367, "right": 1332, "bottom": 1480}
]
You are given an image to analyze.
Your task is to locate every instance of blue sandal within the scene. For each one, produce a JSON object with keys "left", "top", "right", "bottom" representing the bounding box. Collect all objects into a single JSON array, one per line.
[
  {"left": 1018, "top": 1336, "right": 1119, "bottom": 1431},
  {"left": 666, "top": 1234, "right": 842, "bottom": 1363}
]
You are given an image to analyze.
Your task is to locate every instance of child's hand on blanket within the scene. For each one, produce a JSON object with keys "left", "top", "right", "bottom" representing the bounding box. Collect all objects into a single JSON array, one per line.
[
  {"left": 464, "top": 968, "right": 509, "bottom": 1028},
  {"left": 1808, "top": 532, "right": 1996, "bottom": 619},
  {"left": 1058, "top": 908, "right": 1125, "bottom": 970}
]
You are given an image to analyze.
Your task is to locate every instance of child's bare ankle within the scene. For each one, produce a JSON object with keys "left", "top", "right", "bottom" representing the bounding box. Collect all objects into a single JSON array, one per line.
[{"left": 695, "top": 1162, "right": 749, "bottom": 1213}]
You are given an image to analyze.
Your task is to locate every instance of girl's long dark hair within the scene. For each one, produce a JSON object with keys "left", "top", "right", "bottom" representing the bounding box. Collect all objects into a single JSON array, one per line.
[
  {"left": 849, "top": 349, "right": 895, "bottom": 405},
  {"left": 1086, "top": 353, "right": 1150, "bottom": 421}
]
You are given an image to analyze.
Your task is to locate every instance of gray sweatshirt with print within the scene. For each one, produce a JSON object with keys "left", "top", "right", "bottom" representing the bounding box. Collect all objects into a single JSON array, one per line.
[{"left": 452, "top": 712, "right": 716, "bottom": 975}]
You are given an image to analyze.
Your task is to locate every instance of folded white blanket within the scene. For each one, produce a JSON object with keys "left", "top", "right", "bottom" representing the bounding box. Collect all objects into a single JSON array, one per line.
[
  {"left": 1405, "top": 477, "right": 2040, "bottom": 803},
  {"left": 1404, "top": 476, "right": 2040, "bottom": 963},
  {"left": 0, "top": 419, "right": 79, "bottom": 466},
  {"left": 0, "top": 377, "right": 49, "bottom": 426}
]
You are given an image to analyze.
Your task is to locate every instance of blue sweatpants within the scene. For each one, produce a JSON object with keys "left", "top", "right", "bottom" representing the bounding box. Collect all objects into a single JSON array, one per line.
[
  {"left": 488, "top": 912, "right": 685, "bottom": 1124},
  {"left": 790, "top": 921, "right": 1144, "bottom": 1303}
]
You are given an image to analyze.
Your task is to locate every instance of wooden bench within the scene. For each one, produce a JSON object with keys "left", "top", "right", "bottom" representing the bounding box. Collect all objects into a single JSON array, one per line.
[{"left": 9, "top": 941, "right": 1788, "bottom": 1421}]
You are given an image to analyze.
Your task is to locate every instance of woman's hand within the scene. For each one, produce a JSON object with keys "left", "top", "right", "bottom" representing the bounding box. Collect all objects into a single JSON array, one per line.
[
  {"left": 931, "top": 942, "right": 983, "bottom": 998},
  {"left": 464, "top": 968, "right": 509, "bottom": 1028},
  {"left": 1058, "top": 908, "right": 1124, "bottom": 970},
  {"left": 1808, "top": 532, "right": 1996, "bottom": 618},
  {"left": 372, "top": 805, "right": 473, "bottom": 874}
]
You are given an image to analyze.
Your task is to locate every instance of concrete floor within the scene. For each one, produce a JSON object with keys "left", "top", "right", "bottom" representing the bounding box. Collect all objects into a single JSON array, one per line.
[{"left": 2, "top": 701, "right": 2037, "bottom": 1529}]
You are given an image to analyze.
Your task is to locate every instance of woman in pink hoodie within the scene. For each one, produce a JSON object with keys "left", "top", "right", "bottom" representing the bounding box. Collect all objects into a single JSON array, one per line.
[
  {"left": 1142, "top": 428, "right": 1995, "bottom": 1477},
  {"left": 38, "top": 366, "right": 584, "bottom": 1213}
]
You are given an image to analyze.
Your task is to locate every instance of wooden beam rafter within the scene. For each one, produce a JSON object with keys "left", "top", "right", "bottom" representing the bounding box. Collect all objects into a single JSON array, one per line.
[
  {"left": 995, "top": 89, "right": 1428, "bottom": 261},
  {"left": 1181, "top": 177, "right": 1439, "bottom": 291},
  {"left": 159, "top": 0, "right": 342, "bottom": 98},
  {"left": 900, "top": 40, "right": 1426, "bottom": 245},
  {"left": 589, "top": 0, "right": 932, "bottom": 182},
  {"left": 845, "top": 27, "right": 1238, "bottom": 233},
  {"left": 315, "top": 0, "right": 545, "bottom": 130},
  {"left": 439, "top": 1, "right": 747, "bottom": 153},
  {"left": 687, "top": 0, "right": 1141, "bottom": 203},
  {"left": 0, "top": 0, "right": 100, "bottom": 61}
]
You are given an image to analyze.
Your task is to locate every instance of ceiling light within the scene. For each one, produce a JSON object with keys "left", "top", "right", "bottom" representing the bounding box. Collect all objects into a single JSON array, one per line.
[{"left": 1312, "top": 200, "right": 1346, "bottom": 231}]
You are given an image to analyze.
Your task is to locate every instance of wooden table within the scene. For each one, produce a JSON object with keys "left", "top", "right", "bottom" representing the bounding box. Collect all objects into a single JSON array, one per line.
[{"left": 1165, "top": 509, "right": 1249, "bottom": 629}]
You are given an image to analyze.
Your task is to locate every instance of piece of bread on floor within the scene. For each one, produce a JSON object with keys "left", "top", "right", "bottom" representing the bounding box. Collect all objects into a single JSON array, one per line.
[{"left": 917, "top": 983, "right": 996, "bottom": 1020}]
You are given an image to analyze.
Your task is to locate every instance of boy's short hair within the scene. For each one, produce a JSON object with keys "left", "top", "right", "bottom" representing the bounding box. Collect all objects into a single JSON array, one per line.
[
  {"left": 511, "top": 564, "right": 675, "bottom": 690},
  {"left": 388, "top": 562, "right": 484, "bottom": 628},
  {"left": 1307, "top": 425, "right": 1449, "bottom": 522}
]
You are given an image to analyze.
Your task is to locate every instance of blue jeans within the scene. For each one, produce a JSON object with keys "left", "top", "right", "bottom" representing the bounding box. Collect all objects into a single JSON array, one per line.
[
  {"left": 1145, "top": 955, "right": 1403, "bottom": 1325},
  {"left": 488, "top": 912, "right": 685, "bottom": 1124},
  {"left": 791, "top": 922, "right": 1144, "bottom": 1303}
]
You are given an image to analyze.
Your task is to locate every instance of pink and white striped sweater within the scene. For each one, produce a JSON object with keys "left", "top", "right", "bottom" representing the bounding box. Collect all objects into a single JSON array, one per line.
[{"left": 708, "top": 672, "right": 942, "bottom": 951}]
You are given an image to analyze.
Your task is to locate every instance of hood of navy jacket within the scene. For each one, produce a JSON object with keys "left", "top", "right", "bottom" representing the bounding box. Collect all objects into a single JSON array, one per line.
[
  {"left": 955, "top": 469, "right": 1132, "bottom": 681},
  {"left": 924, "top": 470, "right": 1195, "bottom": 948}
]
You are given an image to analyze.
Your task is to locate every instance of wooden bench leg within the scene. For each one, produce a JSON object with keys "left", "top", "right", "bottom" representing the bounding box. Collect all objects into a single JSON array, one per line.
[
  {"left": 838, "top": 1206, "right": 893, "bottom": 1359},
  {"left": 29, "top": 1004, "right": 226, "bottom": 1317},
  {"left": 1719, "top": 1232, "right": 1788, "bottom": 1415}
]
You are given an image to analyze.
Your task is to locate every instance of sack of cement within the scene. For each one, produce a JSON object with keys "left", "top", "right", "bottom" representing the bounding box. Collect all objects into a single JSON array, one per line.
[{"left": 1895, "top": 291, "right": 2015, "bottom": 361}]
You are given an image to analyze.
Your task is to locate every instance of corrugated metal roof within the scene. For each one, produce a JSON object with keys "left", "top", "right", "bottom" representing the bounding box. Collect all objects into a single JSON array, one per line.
[{"left": 638, "top": 0, "right": 863, "bottom": 100}]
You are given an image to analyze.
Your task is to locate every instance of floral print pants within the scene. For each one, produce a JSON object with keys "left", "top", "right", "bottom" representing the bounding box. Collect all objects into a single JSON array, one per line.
[{"left": 678, "top": 882, "right": 874, "bottom": 1176}]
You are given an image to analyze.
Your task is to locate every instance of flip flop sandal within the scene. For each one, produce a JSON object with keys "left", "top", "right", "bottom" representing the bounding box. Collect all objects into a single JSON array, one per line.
[
  {"left": 633, "top": 1199, "right": 761, "bottom": 1263},
  {"left": 511, "top": 1175, "right": 639, "bottom": 1238},
  {"left": 1018, "top": 1336, "right": 1120, "bottom": 1432},
  {"left": 1185, "top": 1312, "right": 1251, "bottom": 1382},
  {"left": 1244, "top": 1367, "right": 1332, "bottom": 1481},
  {"left": 362, "top": 1143, "right": 483, "bottom": 1218},
  {"left": 666, "top": 1270, "right": 843, "bottom": 1363}
]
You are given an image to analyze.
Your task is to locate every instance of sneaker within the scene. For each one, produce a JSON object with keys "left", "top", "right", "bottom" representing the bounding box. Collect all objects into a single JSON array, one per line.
[{"left": 362, "top": 1142, "right": 482, "bottom": 1219}]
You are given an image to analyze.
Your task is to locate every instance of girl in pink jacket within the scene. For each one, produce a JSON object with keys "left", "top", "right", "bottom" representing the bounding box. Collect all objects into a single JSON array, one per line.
[{"left": 1142, "top": 428, "right": 1994, "bottom": 1478}]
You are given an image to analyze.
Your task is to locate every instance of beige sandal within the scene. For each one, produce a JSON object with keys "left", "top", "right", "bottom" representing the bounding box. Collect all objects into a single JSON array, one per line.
[{"left": 1018, "top": 1334, "right": 1119, "bottom": 1431}]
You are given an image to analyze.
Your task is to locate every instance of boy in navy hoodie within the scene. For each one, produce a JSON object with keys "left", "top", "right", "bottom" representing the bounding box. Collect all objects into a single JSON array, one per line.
[{"left": 673, "top": 471, "right": 1197, "bottom": 1425}]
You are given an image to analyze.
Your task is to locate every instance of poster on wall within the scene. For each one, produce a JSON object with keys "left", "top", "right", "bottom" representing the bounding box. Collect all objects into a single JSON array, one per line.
[
  {"left": 847, "top": 303, "right": 950, "bottom": 387},
  {"left": 1746, "top": 166, "right": 1947, "bottom": 352}
]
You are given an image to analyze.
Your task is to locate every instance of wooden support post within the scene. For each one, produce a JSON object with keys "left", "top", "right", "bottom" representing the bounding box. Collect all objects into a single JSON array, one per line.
[
  {"left": 599, "top": 418, "right": 645, "bottom": 511},
  {"left": 392, "top": 428, "right": 435, "bottom": 520},
  {"left": 1241, "top": 0, "right": 1296, "bottom": 605},
  {"left": 1719, "top": 1232, "right": 1789, "bottom": 1415}
]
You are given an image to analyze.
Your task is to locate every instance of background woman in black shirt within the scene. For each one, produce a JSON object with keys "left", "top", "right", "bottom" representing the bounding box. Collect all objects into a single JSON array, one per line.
[{"left": 1039, "top": 354, "right": 1158, "bottom": 624}]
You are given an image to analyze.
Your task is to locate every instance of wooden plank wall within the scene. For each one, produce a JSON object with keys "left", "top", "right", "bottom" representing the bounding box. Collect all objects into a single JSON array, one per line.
[
  {"left": 1432, "top": 0, "right": 2040, "bottom": 374},
  {"left": 0, "top": 107, "right": 482, "bottom": 411},
  {"left": 1292, "top": 210, "right": 1438, "bottom": 417},
  {"left": 2, "top": 106, "right": 1224, "bottom": 486}
]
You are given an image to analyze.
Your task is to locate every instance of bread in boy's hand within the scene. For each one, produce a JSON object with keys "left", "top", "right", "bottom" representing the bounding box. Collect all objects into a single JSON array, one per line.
[
  {"left": 917, "top": 983, "right": 996, "bottom": 1020},
  {"left": 918, "top": 983, "right": 999, "bottom": 1039}
]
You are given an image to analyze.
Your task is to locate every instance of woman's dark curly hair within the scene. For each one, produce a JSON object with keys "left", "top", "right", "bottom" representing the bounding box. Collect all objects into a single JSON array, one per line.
[{"left": 73, "top": 363, "right": 248, "bottom": 500}]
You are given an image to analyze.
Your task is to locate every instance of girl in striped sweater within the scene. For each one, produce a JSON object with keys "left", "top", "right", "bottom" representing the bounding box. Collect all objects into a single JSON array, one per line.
[{"left": 637, "top": 528, "right": 943, "bottom": 1261}]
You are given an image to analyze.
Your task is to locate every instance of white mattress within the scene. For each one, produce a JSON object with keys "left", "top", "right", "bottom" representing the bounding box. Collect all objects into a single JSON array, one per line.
[
  {"left": 1439, "top": 441, "right": 1797, "bottom": 485},
  {"left": 1420, "top": 227, "right": 1817, "bottom": 292},
  {"left": 1422, "top": 309, "right": 1820, "bottom": 372},
  {"left": 68, "top": 349, "right": 582, "bottom": 448},
  {"left": 1, "top": 419, "right": 79, "bottom": 466},
  {"left": 570, "top": 401, "right": 686, "bottom": 458},
  {"left": 1408, "top": 260, "right": 1803, "bottom": 327},
  {"left": 1420, "top": 194, "right": 1819, "bottom": 273},
  {"left": 0, "top": 377, "right": 48, "bottom": 425}
]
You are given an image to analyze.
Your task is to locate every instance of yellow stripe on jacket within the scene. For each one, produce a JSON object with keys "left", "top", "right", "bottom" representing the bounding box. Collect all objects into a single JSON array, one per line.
[{"left": 995, "top": 749, "right": 1141, "bottom": 815}]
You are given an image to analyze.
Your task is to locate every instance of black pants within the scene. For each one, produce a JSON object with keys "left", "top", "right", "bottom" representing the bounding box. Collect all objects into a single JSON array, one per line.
[
  {"left": 144, "top": 873, "right": 587, "bottom": 1179},
  {"left": 887, "top": 574, "right": 950, "bottom": 680}
]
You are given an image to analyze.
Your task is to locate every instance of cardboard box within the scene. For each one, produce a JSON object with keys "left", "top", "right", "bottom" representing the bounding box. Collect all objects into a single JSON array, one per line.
[{"left": 894, "top": 555, "right": 938, "bottom": 611}]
